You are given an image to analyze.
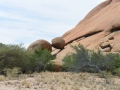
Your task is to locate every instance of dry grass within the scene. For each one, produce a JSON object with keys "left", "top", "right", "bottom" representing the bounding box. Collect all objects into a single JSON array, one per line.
[
  {"left": 0, "top": 75, "right": 5, "bottom": 81},
  {"left": 0, "top": 72, "right": 120, "bottom": 90}
]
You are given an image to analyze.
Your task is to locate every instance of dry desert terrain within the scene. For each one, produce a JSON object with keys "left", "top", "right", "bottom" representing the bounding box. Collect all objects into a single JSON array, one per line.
[{"left": 0, "top": 72, "right": 120, "bottom": 90}]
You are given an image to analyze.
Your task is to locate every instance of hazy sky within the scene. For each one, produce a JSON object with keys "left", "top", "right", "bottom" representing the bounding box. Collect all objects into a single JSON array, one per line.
[{"left": 0, "top": 0, "right": 104, "bottom": 48}]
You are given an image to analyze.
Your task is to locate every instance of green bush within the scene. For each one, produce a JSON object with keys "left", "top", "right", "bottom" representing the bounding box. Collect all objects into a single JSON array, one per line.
[
  {"left": 0, "top": 43, "right": 54, "bottom": 74},
  {"left": 44, "top": 61, "right": 55, "bottom": 71},
  {"left": 0, "top": 43, "right": 32, "bottom": 73},
  {"left": 30, "top": 47, "right": 54, "bottom": 72},
  {"left": 113, "top": 68, "right": 120, "bottom": 76},
  {"left": 105, "top": 53, "right": 120, "bottom": 73},
  {"left": 63, "top": 44, "right": 90, "bottom": 72},
  {"left": 62, "top": 44, "right": 120, "bottom": 75}
]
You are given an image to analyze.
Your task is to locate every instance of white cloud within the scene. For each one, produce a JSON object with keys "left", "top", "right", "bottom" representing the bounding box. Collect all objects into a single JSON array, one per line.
[{"left": 0, "top": 0, "right": 105, "bottom": 48}]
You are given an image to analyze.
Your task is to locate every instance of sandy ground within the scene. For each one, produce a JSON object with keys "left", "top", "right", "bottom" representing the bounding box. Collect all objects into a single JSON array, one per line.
[{"left": 0, "top": 72, "right": 120, "bottom": 90}]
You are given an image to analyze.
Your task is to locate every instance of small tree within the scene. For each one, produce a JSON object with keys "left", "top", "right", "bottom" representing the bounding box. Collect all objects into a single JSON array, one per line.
[
  {"left": 0, "top": 43, "right": 31, "bottom": 73},
  {"left": 0, "top": 43, "right": 54, "bottom": 74},
  {"left": 30, "top": 47, "right": 54, "bottom": 72},
  {"left": 63, "top": 44, "right": 109, "bottom": 84}
]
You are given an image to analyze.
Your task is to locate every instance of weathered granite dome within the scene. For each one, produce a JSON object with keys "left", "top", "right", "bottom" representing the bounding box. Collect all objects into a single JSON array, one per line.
[{"left": 52, "top": 0, "right": 120, "bottom": 69}]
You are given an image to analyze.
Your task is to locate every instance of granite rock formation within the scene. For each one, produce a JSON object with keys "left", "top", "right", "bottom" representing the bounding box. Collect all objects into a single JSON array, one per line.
[
  {"left": 27, "top": 0, "right": 120, "bottom": 71},
  {"left": 52, "top": 37, "right": 65, "bottom": 49},
  {"left": 52, "top": 0, "right": 120, "bottom": 70},
  {"left": 27, "top": 39, "right": 52, "bottom": 52}
]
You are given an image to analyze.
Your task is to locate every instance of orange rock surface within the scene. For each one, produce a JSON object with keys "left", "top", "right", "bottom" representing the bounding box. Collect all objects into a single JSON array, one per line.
[
  {"left": 62, "top": 0, "right": 120, "bottom": 51},
  {"left": 52, "top": 0, "right": 120, "bottom": 66}
]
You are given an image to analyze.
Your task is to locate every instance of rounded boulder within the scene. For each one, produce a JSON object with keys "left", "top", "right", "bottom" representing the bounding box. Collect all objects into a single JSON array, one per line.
[
  {"left": 27, "top": 39, "right": 52, "bottom": 52},
  {"left": 52, "top": 37, "right": 65, "bottom": 49}
]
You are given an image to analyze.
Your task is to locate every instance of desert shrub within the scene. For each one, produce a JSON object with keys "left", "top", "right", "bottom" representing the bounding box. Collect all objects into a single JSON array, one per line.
[
  {"left": 62, "top": 44, "right": 120, "bottom": 83},
  {"left": 63, "top": 44, "right": 120, "bottom": 73},
  {"left": 92, "top": 52, "right": 120, "bottom": 74},
  {"left": 44, "top": 61, "right": 55, "bottom": 71},
  {"left": 0, "top": 44, "right": 32, "bottom": 73},
  {"left": 0, "top": 75, "right": 5, "bottom": 81},
  {"left": 105, "top": 53, "right": 120, "bottom": 74},
  {"left": 3, "top": 67, "right": 21, "bottom": 78},
  {"left": 113, "top": 68, "right": 120, "bottom": 76},
  {"left": 29, "top": 47, "right": 54, "bottom": 72},
  {"left": 63, "top": 44, "right": 90, "bottom": 72},
  {"left": 0, "top": 43, "right": 54, "bottom": 74}
]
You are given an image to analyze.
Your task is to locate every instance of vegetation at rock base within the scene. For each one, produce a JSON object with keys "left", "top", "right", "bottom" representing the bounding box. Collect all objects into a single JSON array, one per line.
[
  {"left": 62, "top": 44, "right": 120, "bottom": 83},
  {"left": 0, "top": 42, "right": 120, "bottom": 84},
  {"left": 0, "top": 43, "right": 54, "bottom": 74},
  {"left": 31, "top": 47, "right": 54, "bottom": 72}
]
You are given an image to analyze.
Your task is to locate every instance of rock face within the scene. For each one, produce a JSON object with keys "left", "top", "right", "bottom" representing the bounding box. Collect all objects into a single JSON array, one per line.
[
  {"left": 99, "top": 42, "right": 111, "bottom": 49},
  {"left": 52, "top": 37, "right": 65, "bottom": 49},
  {"left": 52, "top": 0, "right": 120, "bottom": 70},
  {"left": 27, "top": 39, "right": 52, "bottom": 52},
  {"left": 62, "top": 0, "right": 120, "bottom": 51},
  {"left": 63, "top": 0, "right": 120, "bottom": 44}
]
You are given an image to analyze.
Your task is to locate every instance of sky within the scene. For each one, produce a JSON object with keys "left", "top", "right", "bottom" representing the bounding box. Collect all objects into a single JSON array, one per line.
[{"left": 0, "top": 0, "right": 104, "bottom": 48}]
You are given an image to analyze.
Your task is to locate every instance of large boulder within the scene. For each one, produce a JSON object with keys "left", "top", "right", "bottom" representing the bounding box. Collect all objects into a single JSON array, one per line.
[
  {"left": 52, "top": 37, "right": 65, "bottom": 49},
  {"left": 27, "top": 39, "right": 52, "bottom": 52}
]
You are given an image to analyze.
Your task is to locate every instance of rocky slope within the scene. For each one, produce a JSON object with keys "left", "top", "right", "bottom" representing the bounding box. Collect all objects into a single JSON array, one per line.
[
  {"left": 51, "top": 0, "right": 120, "bottom": 69},
  {"left": 28, "top": 0, "right": 120, "bottom": 71}
]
